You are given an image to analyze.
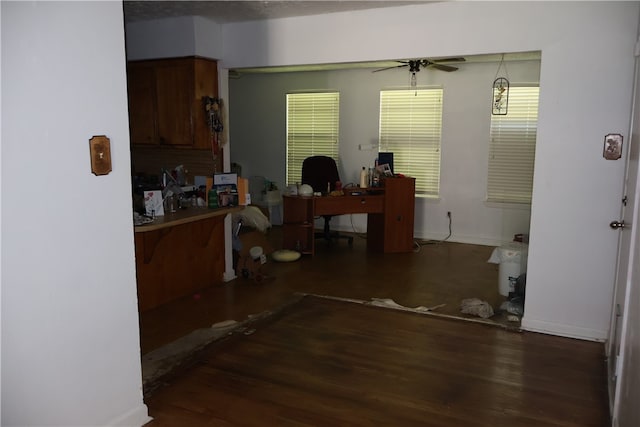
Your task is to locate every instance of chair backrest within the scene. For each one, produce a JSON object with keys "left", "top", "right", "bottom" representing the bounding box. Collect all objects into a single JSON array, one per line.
[{"left": 301, "top": 156, "right": 340, "bottom": 193}]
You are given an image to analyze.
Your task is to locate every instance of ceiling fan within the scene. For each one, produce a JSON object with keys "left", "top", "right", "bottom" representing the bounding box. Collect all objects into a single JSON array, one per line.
[{"left": 374, "top": 57, "right": 466, "bottom": 74}]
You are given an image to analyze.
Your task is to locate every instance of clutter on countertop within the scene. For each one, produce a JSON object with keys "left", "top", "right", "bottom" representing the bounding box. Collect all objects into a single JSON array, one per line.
[
  {"left": 213, "top": 173, "right": 239, "bottom": 207},
  {"left": 133, "top": 211, "right": 154, "bottom": 226}
]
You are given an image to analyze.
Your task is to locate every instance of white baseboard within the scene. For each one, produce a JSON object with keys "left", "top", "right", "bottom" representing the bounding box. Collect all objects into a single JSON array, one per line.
[
  {"left": 223, "top": 270, "right": 237, "bottom": 282},
  {"left": 413, "top": 231, "right": 503, "bottom": 247},
  {"left": 105, "top": 404, "right": 152, "bottom": 426},
  {"left": 521, "top": 316, "right": 607, "bottom": 342},
  {"left": 330, "top": 225, "right": 504, "bottom": 247}
]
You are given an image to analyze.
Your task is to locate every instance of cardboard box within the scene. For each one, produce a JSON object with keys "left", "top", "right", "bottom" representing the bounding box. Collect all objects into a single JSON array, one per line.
[{"left": 237, "top": 177, "right": 250, "bottom": 206}]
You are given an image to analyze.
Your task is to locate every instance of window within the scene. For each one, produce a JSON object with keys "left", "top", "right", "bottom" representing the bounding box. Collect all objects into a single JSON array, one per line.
[
  {"left": 286, "top": 92, "right": 340, "bottom": 186},
  {"left": 379, "top": 88, "right": 443, "bottom": 197},
  {"left": 487, "top": 85, "right": 539, "bottom": 204}
]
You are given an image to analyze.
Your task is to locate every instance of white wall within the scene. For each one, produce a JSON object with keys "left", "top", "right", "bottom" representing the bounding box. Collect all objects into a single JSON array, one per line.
[
  {"left": 194, "top": 16, "right": 225, "bottom": 60},
  {"left": 221, "top": 1, "right": 639, "bottom": 340},
  {"left": 125, "top": 15, "right": 224, "bottom": 60},
  {"left": 229, "top": 60, "right": 539, "bottom": 244},
  {"left": 125, "top": 16, "right": 196, "bottom": 60},
  {"left": 1, "top": 2, "right": 150, "bottom": 426}
]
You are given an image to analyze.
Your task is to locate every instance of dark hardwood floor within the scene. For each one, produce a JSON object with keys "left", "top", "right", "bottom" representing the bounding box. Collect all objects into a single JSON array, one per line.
[
  {"left": 144, "top": 295, "right": 609, "bottom": 426},
  {"left": 139, "top": 227, "right": 609, "bottom": 425},
  {"left": 140, "top": 227, "right": 507, "bottom": 354}
]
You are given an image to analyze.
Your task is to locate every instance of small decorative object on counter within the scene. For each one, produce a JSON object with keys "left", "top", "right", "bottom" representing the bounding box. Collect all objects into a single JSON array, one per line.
[
  {"left": 164, "top": 194, "right": 176, "bottom": 213},
  {"left": 359, "top": 167, "right": 368, "bottom": 188},
  {"left": 208, "top": 188, "right": 218, "bottom": 208}
]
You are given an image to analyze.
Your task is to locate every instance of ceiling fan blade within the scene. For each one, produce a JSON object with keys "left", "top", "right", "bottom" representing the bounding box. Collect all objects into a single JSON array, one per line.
[
  {"left": 430, "top": 63, "right": 459, "bottom": 72},
  {"left": 431, "top": 57, "right": 466, "bottom": 63},
  {"left": 372, "top": 64, "right": 408, "bottom": 73}
]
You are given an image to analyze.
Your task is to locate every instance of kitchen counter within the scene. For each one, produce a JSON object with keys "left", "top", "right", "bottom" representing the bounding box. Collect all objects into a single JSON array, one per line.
[
  {"left": 134, "top": 205, "right": 243, "bottom": 311},
  {"left": 135, "top": 206, "right": 243, "bottom": 233}
]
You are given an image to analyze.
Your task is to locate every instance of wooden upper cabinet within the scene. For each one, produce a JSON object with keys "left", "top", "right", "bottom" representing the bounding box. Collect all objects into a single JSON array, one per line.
[
  {"left": 155, "top": 60, "right": 193, "bottom": 146},
  {"left": 126, "top": 57, "right": 218, "bottom": 149},
  {"left": 127, "top": 65, "right": 156, "bottom": 145},
  {"left": 193, "top": 58, "right": 218, "bottom": 150}
]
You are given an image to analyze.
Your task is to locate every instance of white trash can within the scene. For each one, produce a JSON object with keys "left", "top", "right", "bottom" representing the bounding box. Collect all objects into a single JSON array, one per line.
[{"left": 488, "top": 242, "right": 528, "bottom": 296}]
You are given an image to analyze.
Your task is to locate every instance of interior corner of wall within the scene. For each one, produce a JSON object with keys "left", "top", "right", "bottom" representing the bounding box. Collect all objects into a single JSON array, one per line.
[{"left": 104, "top": 404, "right": 152, "bottom": 427}]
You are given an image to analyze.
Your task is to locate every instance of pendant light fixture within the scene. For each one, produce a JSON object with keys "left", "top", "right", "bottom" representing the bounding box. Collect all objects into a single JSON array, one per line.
[{"left": 409, "top": 60, "right": 420, "bottom": 88}]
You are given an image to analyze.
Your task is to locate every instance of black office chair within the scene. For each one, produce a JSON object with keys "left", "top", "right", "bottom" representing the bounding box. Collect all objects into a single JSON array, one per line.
[{"left": 301, "top": 156, "right": 354, "bottom": 246}]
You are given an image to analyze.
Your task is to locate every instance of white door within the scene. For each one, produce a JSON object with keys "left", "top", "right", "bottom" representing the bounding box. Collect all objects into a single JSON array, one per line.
[{"left": 607, "top": 43, "right": 640, "bottom": 425}]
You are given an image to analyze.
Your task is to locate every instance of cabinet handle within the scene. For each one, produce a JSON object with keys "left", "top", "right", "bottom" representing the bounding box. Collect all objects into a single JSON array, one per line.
[{"left": 360, "top": 199, "right": 366, "bottom": 204}]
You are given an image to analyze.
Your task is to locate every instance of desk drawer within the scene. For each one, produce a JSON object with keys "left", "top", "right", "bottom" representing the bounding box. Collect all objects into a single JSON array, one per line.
[{"left": 314, "top": 195, "right": 384, "bottom": 216}]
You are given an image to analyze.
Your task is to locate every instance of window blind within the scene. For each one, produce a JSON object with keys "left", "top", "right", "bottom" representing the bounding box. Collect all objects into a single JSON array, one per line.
[
  {"left": 487, "top": 86, "right": 539, "bottom": 204},
  {"left": 379, "top": 88, "right": 443, "bottom": 196},
  {"left": 286, "top": 92, "right": 340, "bottom": 186}
]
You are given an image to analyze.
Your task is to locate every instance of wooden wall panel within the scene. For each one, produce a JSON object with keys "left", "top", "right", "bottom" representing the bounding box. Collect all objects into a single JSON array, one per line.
[{"left": 135, "top": 215, "right": 225, "bottom": 311}]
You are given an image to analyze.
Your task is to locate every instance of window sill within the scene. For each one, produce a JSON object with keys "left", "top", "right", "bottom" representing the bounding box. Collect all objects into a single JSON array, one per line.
[
  {"left": 416, "top": 194, "right": 441, "bottom": 202},
  {"left": 484, "top": 200, "right": 531, "bottom": 210}
]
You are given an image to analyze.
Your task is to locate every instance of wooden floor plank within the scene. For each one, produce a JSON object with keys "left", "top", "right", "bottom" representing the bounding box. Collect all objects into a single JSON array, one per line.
[
  {"left": 139, "top": 229, "right": 504, "bottom": 354},
  {"left": 145, "top": 296, "right": 609, "bottom": 426}
]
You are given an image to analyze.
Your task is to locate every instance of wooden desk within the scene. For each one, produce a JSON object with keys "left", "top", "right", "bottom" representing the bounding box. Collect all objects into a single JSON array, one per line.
[{"left": 283, "top": 177, "right": 415, "bottom": 255}]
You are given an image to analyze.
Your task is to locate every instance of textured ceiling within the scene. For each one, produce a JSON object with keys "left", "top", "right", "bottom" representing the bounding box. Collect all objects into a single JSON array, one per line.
[{"left": 123, "top": 1, "right": 431, "bottom": 23}]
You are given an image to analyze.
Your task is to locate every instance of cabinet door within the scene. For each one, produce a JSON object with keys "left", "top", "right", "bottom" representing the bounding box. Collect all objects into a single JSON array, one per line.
[
  {"left": 367, "top": 177, "right": 415, "bottom": 253},
  {"left": 155, "top": 61, "right": 194, "bottom": 146},
  {"left": 127, "top": 65, "right": 157, "bottom": 145},
  {"left": 282, "top": 196, "right": 315, "bottom": 255},
  {"left": 383, "top": 178, "right": 415, "bottom": 252}
]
